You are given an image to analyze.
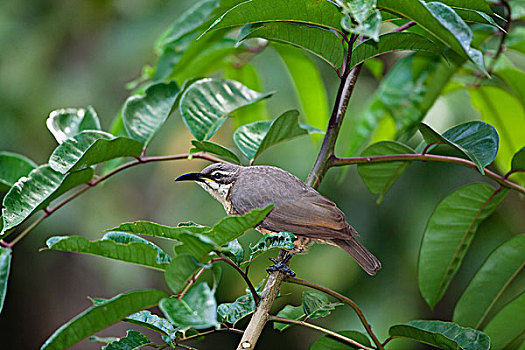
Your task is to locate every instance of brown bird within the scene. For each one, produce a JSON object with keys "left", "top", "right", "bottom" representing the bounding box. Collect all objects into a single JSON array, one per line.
[{"left": 175, "top": 163, "right": 381, "bottom": 275}]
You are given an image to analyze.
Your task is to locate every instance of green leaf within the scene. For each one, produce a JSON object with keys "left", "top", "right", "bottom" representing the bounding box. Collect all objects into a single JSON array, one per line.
[
  {"left": 512, "top": 147, "right": 525, "bottom": 172},
  {"left": 340, "top": 1, "right": 382, "bottom": 41},
  {"left": 41, "top": 289, "right": 168, "bottom": 350},
  {"left": 454, "top": 235, "right": 525, "bottom": 328},
  {"left": 239, "top": 22, "right": 344, "bottom": 71},
  {"left": 418, "top": 183, "right": 508, "bottom": 309},
  {"left": 206, "top": 0, "right": 343, "bottom": 34},
  {"left": 122, "top": 82, "right": 180, "bottom": 146},
  {"left": 437, "top": 0, "right": 494, "bottom": 16},
  {"left": 110, "top": 207, "right": 272, "bottom": 261},
  {"left": 154, "top": 0, "right": 220, "bottom": 53},
  {"left": 1, "top": 165, "right": 94, "bottom": 237},
  {"left": 164, "top": 254, "right": 200, "bottom": 294},
  {"left": 180, "top": 78, "right": 273, "bottom": 141},
  {"left": 89, "top": 336, "right": 120, "bottom": 344},
  {"left": 357, "top": 141, "right": 415, "bottom": 204},
  {"left": 310, "top": 330, "right": 372, "bottom": 350},
  {"left": 483, "top": 293, "right": 525, "bottom": 350},
  {"left": 190, "top": 140, "right": 241, "bottom": 164},
  {"left": 507, "top": 27, "right": 525, "bottom": 54},
  {"left": 273, "top": 304, "right": 305, "bottom": 331},
  {"left": 0, "top": 247, "right": 11, "bottom": 314},
  {"left": 45, "top": 232, "right": 171, "bottom": 271},
  {"left": 389, "top": 320, "right": 490, "bottom": 350},
  {"left": 48, "top": 131, "right": 143, "bottom": 174},
  {"left": 217, "top": 290, "right": 256, "bottom": 325},
  {"left": 240, "top": 231, "right": 296, "bottom": 268},
  {"left": 273, "top": 44, "right": 330, "bottom": 132},
  {"left": 234, "top": 110, "right": 321, "bottom": 161},
  {"left": 470, "top": 86, "right": 525, "bottom": 177},
  {"left": 0, "top": 152, "right": 37, "bottom": 192},
  {"left": 220, "top": 239, "right": 244, "bottom": 265},
  {"left": 418, "top": 121, "right": 499, "bottom": 174},
  {"left": 102, "top": 330, "right": 150, "bottom": 350},
  {"left": 46, "top": 106, "right": 101, "bottom": 144},
  {"left": 377, "top": 0, "right": 485, "bottom": 71},
  {"left": 160, "top": 283, "right": 218, "bottom": 330},
  {"left": 302, "top": 291, "right": 343, "bottom": 320},
  {"left": 350, "top": 32, "right": 442, "bottom": 70},
  {"left": 223, "top": 63, "right": 269, "bottom": 127},
  {"left": 124, "top": 310, "right": 176, "bottom": 338}
]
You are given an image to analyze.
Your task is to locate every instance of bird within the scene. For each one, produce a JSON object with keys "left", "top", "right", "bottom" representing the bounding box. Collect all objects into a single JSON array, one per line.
[{"left": 174, "top": 163, "right": 381, "bottom": 276}]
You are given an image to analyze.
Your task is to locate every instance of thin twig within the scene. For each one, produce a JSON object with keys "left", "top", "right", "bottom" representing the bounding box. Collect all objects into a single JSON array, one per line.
[
  {"left": 391, "top": 21, "right": 416, "bottom": 33},
  {"left": 285, "top": 277, "right": 383, "bottom": 350},
  {"left": 332, "top": 154, "right": 525, "bottom": 195},
  {"left": 267, "top": 316, "right": 374, "bottom": 350},
  {"left": 4, "top": 152, "right": 223, "bottom": 247},
  {"left": 178, "top": 327, "right": 244, "bottom": 343}
]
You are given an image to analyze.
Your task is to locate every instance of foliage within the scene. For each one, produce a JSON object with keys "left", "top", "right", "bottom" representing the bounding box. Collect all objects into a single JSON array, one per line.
[{"left": 1, "top": 0, "right": 524, "bottom": 349}]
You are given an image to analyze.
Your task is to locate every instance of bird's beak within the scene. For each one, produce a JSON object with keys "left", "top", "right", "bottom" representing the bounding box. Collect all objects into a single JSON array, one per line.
[{"left": 174, "top": 172, "right": 206, "bottom": 182}]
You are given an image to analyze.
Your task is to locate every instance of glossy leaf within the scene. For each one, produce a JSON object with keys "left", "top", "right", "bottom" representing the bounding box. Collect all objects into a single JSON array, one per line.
[
  {"left": 217, "top": 290, "right": 256, "bottom": 325},
  {"left": 223, "top": 63, "right": 269, "bottom": 127},
  {"left": 418, "top": 121, "right": 499, "bottom": 174},
  {"left": 48, "top": 131, "right": 143, "bottom": 174},
  {"left": 454, "top": 235, "right": 525, "bottom": 328},
  {"left": 234, "top": 110, "right": 321, "bottom": 161},
  {"left": 180, "top": 78, "right": 273, "bottom": 141},
  {"left": 377, "top": 0, "right": 485, "bottom": 71},
  {"left": 0, "top": 152, "right": 37, "bottom": 192},
  {"left": 438, "top": 0, "right": 493, "bottom": 16},
  {"left": 102, "top": 330, "right": 150, "bottom": 350},
  {"left": 389, "top": 320, "right": 490, "bottom": 350},
  {"left": 357, "top": 141, "right": 415, "bottom": 204},
  {"left": 122, "top": 82, "right": 180, "bottom": 146},
  {"left": 470, "top": 86, "right": 525, "bottom": 176},
  {"left": 310, "top": 331, "right": 372, "bottom": 350},
  {"left": 274, "top": 304, "right": 305, "bottom": 331},
  {"left": 302, "top": 291, "right": 342, "bottom": 320},
  {"left": 274, "top": 44, "right": 330, "bottom": 132},
  {"left": 206, "top": 0, "right": 342, "bottom": 34},
  {"left": 46, "top": 106, "right": 101, "bottom": 144},
  {"left": 111, "top": 207, "right": 271, "bottom": 261},
  {"left": 160, "top": 283, "right": 218, "bottom": 330},
  {"left": 483, "top": 293, "right": 525, "bottom": 350},
  {"left": 41, "top": 289, "right": 167, "bottom": 350},
  {"left": 512, "top": 147, "right": 525, "bottom": 172},
  {"left": 124, "top": 310, "right": 176, "bottom": 338},
  {"left": 154, "top": 0, "right": 219, "bottom": 53},
  {"left": 45, "top": 232, "right": 171, "bottom": 271},
  {"left": 0, "top": 247, "right": 11, "bottom": 314},
  {"left": 221, "top": 239, "right": 244, "bottom": 265},
  {"left": 339, "top": 0, "right": 382, "bottom": 41},
  {"left": 1, "top": 165, "right": 94, "bottom": 236},
  {"left": 240, "top": 231, "right": 296, "bottom": 268},
  {"left": 239, "top": 22, "right": 344, "bottom": 71},
  {"left": 418, "top": 183, "right": 508, "bottom": 309},
  {"left": 350, "top": 32, "right": 442, "bottom": 70},
  {"left": 190, "top": 140, "right": 241, "bottom": 164},
  {"left": 164, "top": 254, "right": 200, "bottom": 294}
]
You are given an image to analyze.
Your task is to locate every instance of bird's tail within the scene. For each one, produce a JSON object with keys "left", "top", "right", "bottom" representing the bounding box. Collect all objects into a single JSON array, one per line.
[{"left": 332, "top": 237, "right": 381, "bottom": 276}]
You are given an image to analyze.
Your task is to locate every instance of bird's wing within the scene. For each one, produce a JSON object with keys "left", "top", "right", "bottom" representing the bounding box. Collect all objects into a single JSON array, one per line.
[{"left": 259, "top": 192, "right": 354, "bottom": 240}]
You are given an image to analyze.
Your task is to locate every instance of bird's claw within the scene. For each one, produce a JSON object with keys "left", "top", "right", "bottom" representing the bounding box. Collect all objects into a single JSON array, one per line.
[{"left": 266, "top": 256, "right": 296, "bottom": 277}]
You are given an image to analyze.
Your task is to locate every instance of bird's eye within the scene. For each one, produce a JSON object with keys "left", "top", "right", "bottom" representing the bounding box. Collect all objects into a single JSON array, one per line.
[{"left": 212, "top": 172, "right": 223, "bottom": 179}]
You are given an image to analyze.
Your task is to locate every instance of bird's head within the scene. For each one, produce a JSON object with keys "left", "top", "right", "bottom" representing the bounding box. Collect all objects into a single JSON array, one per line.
[{"left": 174, "top": 163, "right": 241, "bottom": 203}]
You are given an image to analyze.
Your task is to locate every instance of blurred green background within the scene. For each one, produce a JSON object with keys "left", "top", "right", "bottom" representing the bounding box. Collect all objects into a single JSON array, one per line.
[{"left": 1, "top": 1, "right": 523, "bottom": 349}]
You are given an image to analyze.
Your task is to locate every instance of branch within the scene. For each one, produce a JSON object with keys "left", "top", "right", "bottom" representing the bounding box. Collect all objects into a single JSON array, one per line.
[
  {"left": 267, "top": 316, "right": 374, "bottom": 350},
  {"left": 4, "top": 152, "right": 224, "bottom": 247},
  {"left": 285, "top": 277, "right": 383, "bottom": 350},
  {"left": 391, "top": 21, "right": 416, "bottom": 33},
  {"left": 213, "top": 256, "right": 260, "bottom": 304},
  {"left": 332, "top": 154, "right": 525, "bottom": 195},
  {"left": 237, "top": 38, "right": 364, "bottom": 350}
]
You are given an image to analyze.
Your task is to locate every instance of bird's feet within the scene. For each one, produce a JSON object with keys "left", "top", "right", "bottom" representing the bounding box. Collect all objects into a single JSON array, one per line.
[{"left": 266, "top": 255, "right": 296, "bottom": 277}]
